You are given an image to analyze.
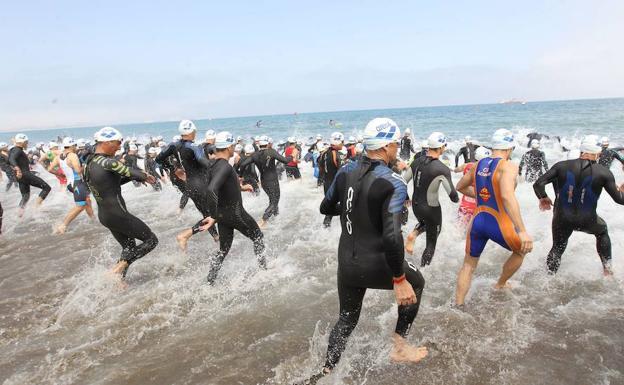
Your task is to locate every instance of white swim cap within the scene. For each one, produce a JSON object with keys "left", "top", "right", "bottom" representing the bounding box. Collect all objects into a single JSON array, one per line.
[
  {"left": 156, "top": 135, "right": 163, "bottom": 141},
  {"left": 316, "top": 134, "right": 323, "bottom": 140},
  {"left": 94, "top": 127, "right": 123, "bottom": 142},
  {"left": 330, "top": 132, "right": 344, "bottom": 145},
  {"left": 287, "top": 136, "right": 296, "bottom": 143},
  {"left": 129, "top": 144, "right": 138, "bottom": 151},
  {"left": 580, "top": 135, "right": 602, "bottom": 154},
  {"left": 474, "top": 146, "right": 492, "bottom": 161},
  {"left": 421, "top": 139, "right": 429, "bottom": 149},
  {"left": 346, "top": 135, "right": 356, "bottom": 144},
  {"left": 355, "top": 143, "right": 364, "bottom": 154},
  {"left": 178, "top": 120, "right": 197, "bottom": 135},
  {"left": 76, "top": 138, "right": 87, "bottom": 148},
  {"left": 215, "top": 131, "right": 235, "bottom": 149},
  {"left": 158, "top": 141, "right": 167, "bottom": 147},
  {"left": 0, "top": 142, "right": 8, "bottom": 149},
  {"left": 234, "top": 144, "right": 243, "bottom": 152},
  {"left": 491, "top": 129, "right": 515, "bottom": 150},
  {"left": 62, "top": 137, "right": 76, "bottom": 147},
  {"left": 404, "top": 128, "right": 411, "bottom": 135},
  {"left": 427, "top": 132, "right": 448, "bottom": 149},
  {"left": 148, "top": 147, "right": 158, "bottom": 155},
  {"left": 601, "top": 136, "right": 609, "bottom": 146},
  {"left": 258, "top": 135, "right": 269, "bottom": 146},
  {"left": 363, "top": 118, "right": 400, "bottom": 150},
  {"left": 48, "top": 141, "right": 59, "bottom": 149},
  {"left": 244, "top": 144, "right": 255, "bottom": 154},
  {"left": 530, "top": 140, "right": 540, "bottom": 149},
  {"left": 205, "top": 130, "right": 216, "bottom": 140},
  {"left": 173, "top": 135, "right": 181, "bottom": 142},
  {"left": 465, "top": 135, "right": 472, "bottom": 143},
  {"left": 14, "top": 134, "right": 29, "bottom": 143},
  {"left": 316, "top": 142, "right": 328, "bottom": 152},
  {"left": 236, "top": 135, "right": 242, "bottom": 142}
]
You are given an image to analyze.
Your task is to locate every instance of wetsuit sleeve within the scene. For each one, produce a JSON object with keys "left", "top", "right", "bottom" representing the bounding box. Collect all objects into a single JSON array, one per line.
[
  {"left": 8, "top": 149, "right": 20, "bottom": 167},
  {"left": 206, "top": 161, "right": 227, "bottom": 218},
  {"left": 442, "top": 167, "right": 459, "bottom": 202},
  {"left": 239, "top": 154, "right": 254, "bottom": 168},
  {"left": 454, "top": 149, "right": 462, "bottom": 167},
  {"left": 518, "top": 153, "right": 526, "bottom": 175},
  {"left": 602, "top": 169, "right": 624, "bottom": 205},
  {"left": 98, "top": 156, "right": 147, "bottom": 182},
  {"left": 533, "top": 162, "right": 560, "bottom": 199},
  {"left": 269, "top": 148, "right": 292, "bottom": 164},
  {"left": 614, "top": 150, "right": 624, "bottom": 165},
  {"left": 381, "top": 182, "right": 407, "bottom": 277},
  {"left": 319, "top": 169, "right": 344, "bottom": 216},
  {"left": 541, "top": 152, "right": 549, "bottom": 171},
  {"left": 155, "top": 144, "right": 176, "bottom": 165}
]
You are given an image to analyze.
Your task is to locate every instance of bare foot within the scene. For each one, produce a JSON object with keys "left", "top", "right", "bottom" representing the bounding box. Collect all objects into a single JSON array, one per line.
[
  {"left": 18, "top": 208, "right": 25, "bottom": 218},
  {"left": 494, "top": 281, "right": 512, "bottom": 289},
  {"left": 176, "top": 233, "right": 189, "bottom": 252},
  {"left": 54, "top": 224, "right": 67, "bottom": 235},
  {"left": 603, "top": 268, "right": 614, "bottom": 278},
  {"left": 390, "top": 344, "right": 429, "bottom": 364}
]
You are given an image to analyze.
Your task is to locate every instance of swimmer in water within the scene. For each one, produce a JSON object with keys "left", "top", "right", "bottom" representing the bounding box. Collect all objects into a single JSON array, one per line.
[
  {"left": 533, "top": 135, "right": 624, "bottom": 276},
  {"left": 403, "top": 132, "right": 459, "bottom": 264},
  {"left": 83, "top": 127, "right": 158, "bottom": 279},
  {"left": 9, "top": 134, "right": 52, "bottom": 217},
  {"left": 455, "top": 129, "right": 533, "bottom": 306},
  {"left": 310, "top": 118, "right": 427, "bottom": 382},
  {"left": 49, "top": 137, "right": 96, "bottom": 234}
]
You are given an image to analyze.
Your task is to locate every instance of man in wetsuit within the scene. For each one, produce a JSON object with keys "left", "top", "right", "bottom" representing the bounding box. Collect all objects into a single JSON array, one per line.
[
  {"left": 159, "top": 137, "right": 189, "bottom": 213},
  {"left": 49, "top": 137, "right": 95, "bottom": 234},
  {"left": 156, "top": 120, "right": 219, "bottom": 251},
  {"left": 84, "top": 127, "right": 158, "bottom": 279},
  {"left": 192, "top": 132, "right": 267, "bottom": 284},
  {"left": 454, "top": 136, "right": 480, "bottom": 167},
  {"left": 122, "top": 144, "right": 143, "bottom": 187},
  {"left": 403, "top": 132, "right": 459, "bottom": 265},
  {"left": 399, "top": 128, "right": 415, "bottom": 161},
  {"left": 236, "top": 144, "right": 260, "bottom": 195},
  {"left": 318, "top": 132, "right": 344, "bottom": 228},
  {"left": 455, "top": 129, "right": 533, "bottom": 306},
  {"left": 9, "top": 134, "right": 52, "bottom": 217},
  {"left": 284, "top": 138, "right": 301, "bottom": 179},
  {"left": 414, "top": 140, "right": 428, "bottom": 160},
  {"left": 311, "top": 118, "right": 427, "bottom": 382},
  {"left": 519, "top": 140, "right": 549, "bottom": 182},
  {"left": 145, "top": 147, "right": 163, "bottom": 191},
  {"left": 526, "top": 131, "right": 548, "bottom": 148},
  {"left": 238, "top": 135, "right": 292, "bottom": 228},
  {"left": 0, "top": 142, "right": 19, "bottom": 191},
  {"left": 202, "top": 130, "right": 217, "bottom": 159},
  {"left": 598, "top": 137, "right": 624, "bottom": 170},
  {"left": 533, "top": 135, "right": 624, "bottom": 276}
]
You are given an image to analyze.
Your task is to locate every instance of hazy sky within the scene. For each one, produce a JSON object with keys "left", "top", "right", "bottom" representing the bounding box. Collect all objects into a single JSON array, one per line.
[{"left": 2, "top": 0, "right": 623, "bottom": 131}]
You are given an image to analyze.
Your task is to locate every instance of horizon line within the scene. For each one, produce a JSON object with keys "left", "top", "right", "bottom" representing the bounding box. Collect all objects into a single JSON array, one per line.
[{"left": 3, "top": 95, "right": 623, "bottom": 134}]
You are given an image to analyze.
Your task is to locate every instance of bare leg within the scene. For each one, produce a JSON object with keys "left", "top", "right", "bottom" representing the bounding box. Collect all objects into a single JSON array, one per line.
[
  {"left": 35, "top": 197, "right": 44, "bottom": 207},
  {"left": 390, "top": 333, "right": 429, "bottom": 363},
  {"left": 495, "top": 252, "right": 525, "bottom": 289},
  {"left": 258, "top": 219, "right": 267, "bottom": 229},
  {"left": 55, "top": 206, "right": 85, "bottom": 234},
  {"left": 455, "top": 254, "right": 479, "bottom": 305},
  {"left": 109, "top": 260, "right": 130, "bottom": 289},
  {"left": 405, "top": 228, "right": 424, "bottom": 255},
  {"left": 85, "top": 198, "right": 95, "bottom": 220}
]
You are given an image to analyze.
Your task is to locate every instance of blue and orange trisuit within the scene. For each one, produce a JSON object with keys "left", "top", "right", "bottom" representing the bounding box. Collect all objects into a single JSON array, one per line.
[{"left": 466, "top": 157, "right": 521, "bottom": 257}]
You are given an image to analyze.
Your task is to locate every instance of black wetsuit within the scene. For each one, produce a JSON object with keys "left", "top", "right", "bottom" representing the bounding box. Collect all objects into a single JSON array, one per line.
[
  {"left": 156, "top": 140, "right": 218, "bottom": 238},
  {"left": 202, "top": 143, "right": 216, "bottom": 158},
  {"left": 123, "top": 154, "right": 143, "bottom": 187},
  {"left": 0, "top": 152, "right": 19, "bottom": 191},
  {"left": 414, "top": 149, "right": 427, "bottom": 160},
  {"left": 519, "top": 149, "right": 549, "bottom": 182},
  {"left": 203, "top": 158, "right": 265, "bottom": 283},
  {"left": 533, "top": 158, "right": 624, "bottom": 273},
  {"left": 239, "top": 147, "right": 292, "bottom": 221},
  {"left": 527, "top": 133, "right": 548, "bottom": 148},
  {"left": 9, "top": 146, "right": 51, "bottom": 208},
  {"left": 399, "top": 137, "right": 414, "bottom": 160},
  {"left": 598, "top": 147, "right": 624, "bottom": 169},
  {"left": 454, "top": 143, "right": 480, "bottom": 167},
  {"left": 160, "top": 151, "right": 189, "bottom": 209},
  {"left": 319, "top": 148, "right": 342, "bottom": 227},
  {"left": 84, "top": 153, "right": 158, "bottom": 275},
  {"left": 320, "top": 158, "right": 425, "bottom": 370},
  {"left": 236, "top": 153, "right": 260, "bottom": 195},
  {"left": 407, "top": 156, "right": 459, "bottom": 266},
  {"left": 144, "top": 157, "right": 162, "bottom": 191}
]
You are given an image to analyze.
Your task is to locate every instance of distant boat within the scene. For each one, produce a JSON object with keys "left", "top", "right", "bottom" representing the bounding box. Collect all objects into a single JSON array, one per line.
[{"left": 499, "top": 99, "right": 527, "bottom": 105}]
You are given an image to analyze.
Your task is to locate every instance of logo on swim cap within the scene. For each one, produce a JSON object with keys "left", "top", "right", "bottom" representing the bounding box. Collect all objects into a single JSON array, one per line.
[{"left": 479, "top": 187, "right": 491, "bottom": 202}]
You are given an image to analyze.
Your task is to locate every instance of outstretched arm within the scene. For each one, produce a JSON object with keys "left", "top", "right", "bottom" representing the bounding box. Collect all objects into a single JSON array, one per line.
[{"left": 603, "top": 170, "right": 624, "bottom": 205}]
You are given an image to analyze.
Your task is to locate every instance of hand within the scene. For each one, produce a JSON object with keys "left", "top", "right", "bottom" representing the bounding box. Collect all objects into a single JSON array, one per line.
[
  {"left": 145, "top": 174, "right": 157, "bottom": 184},
  {"left": 396, "top": 161, "right": 408, "bottom": 171},
  {"left": 174, "top": 168, "right": 187, "bottom": 181},
  {"left": 539, "top": 197, "right": 553, "bottom": 211},
  {"left": 241, "top": 183, "right": 254, "bottom": 192},
  {"left": 393, "top": 277, "right": 417, "bottom": 306},
  {"left": 198, "top": 217, "right": 216, "bottom": 232},
  {"left": 518, "top": 231, "right": 533, "bottom": 254},
  {"left": 619, "top": 183, "right": 624, "bottom": 193},
  {"left": 14, "top": 167, "right": 22, "bottom": 179}
]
